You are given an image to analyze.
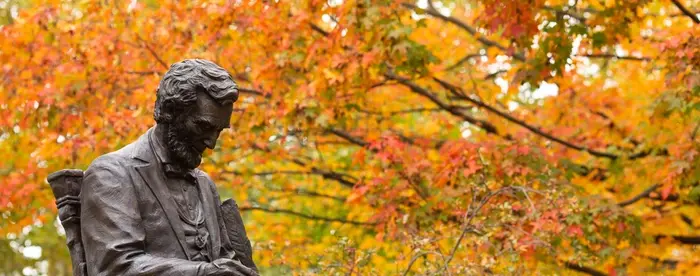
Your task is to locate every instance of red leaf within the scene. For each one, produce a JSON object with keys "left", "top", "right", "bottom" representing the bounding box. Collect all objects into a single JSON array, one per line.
[
  {"left": 567, "top": 225, "right": 583, "bottom": 237},
  {"left": 517, "top": 145, "right": 530, "bottom": 155},
  {"left": 661, "top": 184, "right": 673, "bottom": 200}
]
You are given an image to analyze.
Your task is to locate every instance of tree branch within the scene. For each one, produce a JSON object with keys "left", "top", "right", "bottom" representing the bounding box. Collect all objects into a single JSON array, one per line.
[
  {"left": 543, "top": 6, "right": 586, "bottom": 22},
  {"left": 403, "top": 251, "right": 446, "bottom": 276},
  {"left": 240, "top": 205, "right": 375, "bottom": 226},
  {"left": 590, "top": 110, "right": 640, "bottom": 146},
  {"left": 226, "top": 170, "right": 320, "bottom": 176},
  {"left": 125, "top": 70, "right": 160, "bottom": 75},
  {"left": 671, "top": 0, "right": 700, "bottom": 24},
  {"left": 655, "top": 235, "right": 700, "bottom": 245},
  {"left": 327, "top": 128, "right": 369, "bottom": 147},
  {"left": 401, "top": 3, "right": 526, "bottom": 62},
  {"left": 385, "top": 73, "right": 503, "bottom": 136},
  {"left": 238, "top": 87, "right": 270, "bottom": 98},
  {"left": 577, "top": 53, "right": 652, "bottom": 61},
  {"left": 670, "top": 10, "right": 700, "bottom": 17},
  {"left": 617, "top": 184, "right": 660, "bottom": 207},
  {"left": 309, "top": 22, "right": 330, "bottom": 36},
  {"left": 226, "top": 169, "right": 356, "bottom": 189},
  {"left": 269, "top": 187, "right": 346, "bottom": 202},
  {"left": 136, "top": 35, "right": 169, "bottom": 70},
  {"left": 564, "top": 261, "right": 606, "bottom": 276},
  {"left": 445, "top": 53, "right": 485, "bottom": 71},
  {"left": 648, "top": 193, "right": 680, "bottom": 202},
  {"left": 629, "top": 148, "right": 669, "bottom": 159},
  {"left": 433, "top": 77, "right": 619, "bottom": 159},
  {"left": 439, "top": 187, "right": 516, "bottom": 273},
  {"left": 355, "top": 107, "right": 464, "bottom": 116},
  {"left": 389, "top": 128, "right": 447, "bottom": 149},
  {"left": 484, "top": 69, "right": 508, "bottom": 80},
  {"left": 249, "top": 144, "right": 357, "bottom": 188},
  {"left": 309, "top": 167, "right": 357, "bottom": 188},
  {"left": 314, "top": 140, "right": 355, "bottom": 146},
  {"left": 644, "top": 254, "right": 700, "bottom": 268}
]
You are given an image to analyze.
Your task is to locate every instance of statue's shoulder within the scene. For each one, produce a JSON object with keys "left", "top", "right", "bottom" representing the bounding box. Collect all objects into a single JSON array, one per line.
[
  {"left": 193, "top": 169, "right": 214, "bottom": 185},
  {"left": 82, "top": 139, "right": 148, "bottom": 195},
  {"left": 193, "top": 169, "right": 221, "bottom": 195},
  {"left": 86, "top": 137, "right": 146, "bottom": 174}
]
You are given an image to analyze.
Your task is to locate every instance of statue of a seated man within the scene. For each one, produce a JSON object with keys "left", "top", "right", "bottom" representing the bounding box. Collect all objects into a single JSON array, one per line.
[{"left": 79, "top": 59, "right": 257, "bottom": 275}]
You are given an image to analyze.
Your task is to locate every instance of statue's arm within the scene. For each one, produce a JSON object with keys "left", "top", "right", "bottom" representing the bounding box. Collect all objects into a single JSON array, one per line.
[{"left": 80, "top": 157, "right": 206, "bottom": 276}]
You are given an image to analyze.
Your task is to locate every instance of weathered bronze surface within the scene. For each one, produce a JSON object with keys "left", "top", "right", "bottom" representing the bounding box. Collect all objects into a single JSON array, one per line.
[{"left": 49, "top": 59, "right": 257, "bottom": 276}]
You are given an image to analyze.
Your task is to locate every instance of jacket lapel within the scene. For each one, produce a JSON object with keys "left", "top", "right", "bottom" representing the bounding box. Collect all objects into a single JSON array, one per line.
[
  {"left": 197, "top": 173, "right": 221, "bottom": 259},
  {"left": 132, "top": 128, "right": 190, "bottom": 260}
]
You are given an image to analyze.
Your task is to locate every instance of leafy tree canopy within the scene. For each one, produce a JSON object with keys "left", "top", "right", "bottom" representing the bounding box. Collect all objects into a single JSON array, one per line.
[{"left": 1, "top": 0, "right": 698, "bottom": 274}]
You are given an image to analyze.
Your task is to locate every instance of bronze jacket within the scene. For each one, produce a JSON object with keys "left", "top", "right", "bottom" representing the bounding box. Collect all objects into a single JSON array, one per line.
[{"left": 80, "top": 128, "right": 226, "bottom": 276}]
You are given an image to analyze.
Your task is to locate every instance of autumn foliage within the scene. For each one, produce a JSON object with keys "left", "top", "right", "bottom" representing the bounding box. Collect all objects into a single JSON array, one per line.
[{"left": 1, "top": 0, "right": 699, "bottom": 275}]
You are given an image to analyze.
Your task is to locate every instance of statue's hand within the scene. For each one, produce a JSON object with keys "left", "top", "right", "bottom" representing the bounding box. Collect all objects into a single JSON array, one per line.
[{"left": 203, "top": 258, "right": 258, "bottom": 276}]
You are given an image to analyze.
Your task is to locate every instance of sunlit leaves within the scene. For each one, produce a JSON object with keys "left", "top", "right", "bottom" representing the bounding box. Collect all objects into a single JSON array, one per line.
[{"left": 1, "top": 0, "right": 699, "bottom": 274}]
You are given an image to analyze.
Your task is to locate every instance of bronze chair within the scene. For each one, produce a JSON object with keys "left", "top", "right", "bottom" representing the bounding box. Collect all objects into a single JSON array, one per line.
[{"left": 47, "top": 169, "right": 87, "bottom": 276}]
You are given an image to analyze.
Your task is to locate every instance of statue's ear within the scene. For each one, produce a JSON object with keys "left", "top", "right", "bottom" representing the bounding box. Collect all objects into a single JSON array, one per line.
[
  {"left": 161, "top": 98, "right": 194, "bottom": 124},
  {"left": 154, "top": 92, "right": 175, "bottom": 124},
  {"left": 160, "top": 99, "right": 174, "bottom": 123}
]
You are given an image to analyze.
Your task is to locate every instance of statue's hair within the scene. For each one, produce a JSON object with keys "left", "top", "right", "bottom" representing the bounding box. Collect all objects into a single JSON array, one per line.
[{"left": 154, "top": 59, "right": 238, "bottom": 123}]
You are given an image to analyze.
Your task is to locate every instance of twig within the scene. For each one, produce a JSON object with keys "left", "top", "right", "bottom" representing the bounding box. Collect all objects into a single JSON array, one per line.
[
  {"left": 329, "top": 126, "right": 446, "bottom": 150},
  {"left": 227, "top": 170, "right": 321, "bottom": 176},
  {"left": 327, "top": 128, "right": 369, "bottom": 147},
  {"left": 617, "top": 184, "right": 660, "bottom": 207},
  {"left": 690, "top": 121, "right": 700, "bottom": 140},
  {"left": 226, "top": 168, "right": 356, "bottom": 187},
  {"left": 564, "top": 261, "right": 606, "bottom": 276},
  {"left": 513, "top": 186, "right": 538, "bottom": 212},
  {"left": 355, "top": 107, "right": 454, "bottom": 116},
  {"left": 445, "top": 53, "right": 485, "bottom": 71},
  {"left": 671, "top": 0, "right": 700, "bottom": 24},
  {"left": 238, "top": 87, "right": 270, "bottom": 98},
  {"left": 125, "top": 70, "right": 160, "bottom": 75},
  {"left": 401, "top": 3, "right": 526, "bottom": 62},
  {"left": 385, "top": 73, "right": 503, "bottom": 136},
  {"left": 271, "top": 187, "right": 347, "bottom": 202},
  {"left": 441, "top": 188, "right": 511, "bottom": 272},
  {"left": 654, "top": 235, "right": 700, "bottom": 245},
  {"left": 136, "top": 35, "right": 169, "bottom": 70},
  {"left": 225, "top": 171, "right": 348, "bottom": 201},
  {"left": 402, "top": 251, "right": 446, "bottom": 276},
  {"left": 249, "top": 144, "right": 358, "bottom": 188},
  {"left": 484, "top": 70, "right": 508, "bottom": 80},
  {"left": 670, "top": 10, "right": 700, "bottom": 17},
  {"left": 309, "top": 22, "right": 330, "bottom": 36},
  {"left": 577, "top": 53, "right": 652, "bottom": 61}
]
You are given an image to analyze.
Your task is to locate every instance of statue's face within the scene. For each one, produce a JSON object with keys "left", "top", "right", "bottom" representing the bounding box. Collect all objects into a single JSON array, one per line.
[{"left": 166, "top": 90, "right": 233, "bottom": 169}]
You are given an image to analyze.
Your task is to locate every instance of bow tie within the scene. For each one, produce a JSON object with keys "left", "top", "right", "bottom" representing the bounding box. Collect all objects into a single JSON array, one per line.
[{"left": 163, "top": 163, "right": 195, "bottom": 180}]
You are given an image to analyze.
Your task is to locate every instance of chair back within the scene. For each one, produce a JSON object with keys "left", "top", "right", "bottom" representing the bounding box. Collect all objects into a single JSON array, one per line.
[{"left": 47, "top": 169, "right": 87, "bottom": 276}]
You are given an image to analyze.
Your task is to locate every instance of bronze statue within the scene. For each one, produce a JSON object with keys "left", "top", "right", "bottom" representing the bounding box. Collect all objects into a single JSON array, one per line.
[{"left": 48, "top": 59, "right": 258, "bottom": 276}]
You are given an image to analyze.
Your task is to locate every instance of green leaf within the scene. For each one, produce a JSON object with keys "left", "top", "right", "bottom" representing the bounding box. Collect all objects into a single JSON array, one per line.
[
  {"left": 570, "top": 24, "right": 588, "bottom": 36},
  {"left": 591, "top": 32, "right": 607, "bottom": 48}
]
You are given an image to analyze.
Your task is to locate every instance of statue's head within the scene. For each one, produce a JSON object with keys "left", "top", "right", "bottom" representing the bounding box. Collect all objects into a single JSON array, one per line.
[{"left": 154, "top": 59, "right": 238, "bottom": 169}]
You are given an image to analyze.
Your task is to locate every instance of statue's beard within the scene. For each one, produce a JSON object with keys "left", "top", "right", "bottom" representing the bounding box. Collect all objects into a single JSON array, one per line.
[{"left": 165, "top": 122, "right": 202, "bottom": 170}]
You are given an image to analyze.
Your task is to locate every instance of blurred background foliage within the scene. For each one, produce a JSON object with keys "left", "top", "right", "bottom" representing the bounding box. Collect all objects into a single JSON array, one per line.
[{"left": 0, "top": 0, "right": 698, "bottom": 275}]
